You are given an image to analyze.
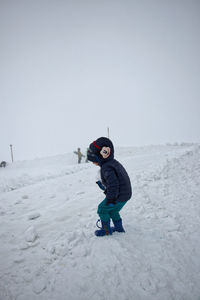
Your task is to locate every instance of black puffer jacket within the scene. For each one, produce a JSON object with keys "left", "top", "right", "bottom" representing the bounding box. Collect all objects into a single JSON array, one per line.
[
  {"left": 101, "top": 159, "right": 132, "bottom": 204},
  {"left": 88, "top": 137, "right": 132, "bottom": 205}
]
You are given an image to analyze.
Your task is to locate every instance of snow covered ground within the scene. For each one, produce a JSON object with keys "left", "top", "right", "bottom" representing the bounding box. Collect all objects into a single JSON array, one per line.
[{"left": 0, "top": 144, "right": 200, "bottom": 300}]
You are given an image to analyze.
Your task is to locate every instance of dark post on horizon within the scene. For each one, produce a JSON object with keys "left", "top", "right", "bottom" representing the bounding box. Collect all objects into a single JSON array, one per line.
[{"left": 10, "top": 144, "right": 14, "bottom": 163}]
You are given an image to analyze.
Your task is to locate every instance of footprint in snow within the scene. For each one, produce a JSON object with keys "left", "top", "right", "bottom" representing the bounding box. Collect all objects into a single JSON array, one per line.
[
  {"left": 32, "top": 278, "right": 47, "bottom": 294},
  {"left": 139, "top": 274, "right": 157, "bottom": 293},
  {"left": 28, "top": 212, "right": 41, "bottom": 220},
  {"left": 13, "top": 253, "right": 25, "bottom": 264},
  {"left": 76, "top": 191, "right": 85, "bottom": 195},
  {"left": 25, "top": 226, "right": 38, "bottom": 242},
  {"left": 15, "top": 200, "right": 22, "bottom": 205}
]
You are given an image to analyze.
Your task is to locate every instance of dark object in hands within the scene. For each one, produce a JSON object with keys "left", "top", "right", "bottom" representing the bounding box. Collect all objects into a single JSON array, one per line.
[{"left": 96, "top": 181, "right": 106, "bottom": 191}]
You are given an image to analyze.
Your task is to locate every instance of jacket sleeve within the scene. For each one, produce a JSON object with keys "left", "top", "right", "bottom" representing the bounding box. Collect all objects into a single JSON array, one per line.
[{"left": 102, "top": 166, "right": 119, "bottom": 203}]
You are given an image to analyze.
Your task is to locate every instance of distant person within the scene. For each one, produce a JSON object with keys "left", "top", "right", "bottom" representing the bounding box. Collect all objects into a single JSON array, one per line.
[
  {"left": 74, "top": 148, "right": 85, "bottom": 164},
  {"left": 87, "top": 137, "right": 132, "bottom": 236},
  {"left": 85, "top": 148, "right": 89, "bottom": 163},
  {"left": 0, "top": 161, "right": 7, "bottom": 168}
]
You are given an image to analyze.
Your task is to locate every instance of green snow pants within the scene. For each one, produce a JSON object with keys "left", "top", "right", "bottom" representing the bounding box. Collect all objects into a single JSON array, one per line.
[{"left": 97, "top": 198, "right": 128, "bottom": 222}]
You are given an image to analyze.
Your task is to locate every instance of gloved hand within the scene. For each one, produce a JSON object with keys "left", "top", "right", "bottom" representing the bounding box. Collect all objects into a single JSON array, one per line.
[{"left": 96, "top": 181, "right": 106, "bottom": 191}]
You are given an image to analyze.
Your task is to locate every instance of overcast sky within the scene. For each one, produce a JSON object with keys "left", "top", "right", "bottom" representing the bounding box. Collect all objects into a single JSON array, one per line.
[{"left": 0, "top": 0, "right": 199, "bottom": 161}]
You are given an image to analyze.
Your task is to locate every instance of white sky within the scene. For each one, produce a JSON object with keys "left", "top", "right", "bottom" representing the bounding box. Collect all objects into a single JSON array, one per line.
[{"left": 0, "top": 0, "right": 200, "bottom": 161}]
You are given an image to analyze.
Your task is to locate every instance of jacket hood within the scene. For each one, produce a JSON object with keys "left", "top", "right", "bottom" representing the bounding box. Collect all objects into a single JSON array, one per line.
[{"left": 88, "top": 137, "right": 114, "bottom": 165}]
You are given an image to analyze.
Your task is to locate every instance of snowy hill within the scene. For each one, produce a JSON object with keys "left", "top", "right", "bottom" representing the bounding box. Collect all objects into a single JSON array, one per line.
[{"left": 0, "top": 144, "right": 200, "bottom": 300}]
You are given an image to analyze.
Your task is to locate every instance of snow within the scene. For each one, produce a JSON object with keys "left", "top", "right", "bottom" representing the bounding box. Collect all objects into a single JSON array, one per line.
[{"left": 0, "top": 144, "right": 200, "bottom": 300}]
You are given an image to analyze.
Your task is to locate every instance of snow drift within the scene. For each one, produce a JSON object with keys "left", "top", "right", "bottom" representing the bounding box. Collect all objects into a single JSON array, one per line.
[{"left": 0, "top": 144, "right": 200, "bottom": 300}]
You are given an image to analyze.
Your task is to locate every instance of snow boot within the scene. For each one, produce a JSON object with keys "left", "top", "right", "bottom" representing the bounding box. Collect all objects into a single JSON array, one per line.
[
  {"left": 111, "top": 218, "right": 125, "bottom": 233},
  {"left": 95, "top": 219, "right": 112, "bottom": 236}
]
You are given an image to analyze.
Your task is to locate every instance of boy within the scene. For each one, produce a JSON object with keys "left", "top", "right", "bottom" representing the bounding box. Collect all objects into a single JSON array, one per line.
[{"left": 87, "top": 137, "right": 132, "bottom": 236}]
